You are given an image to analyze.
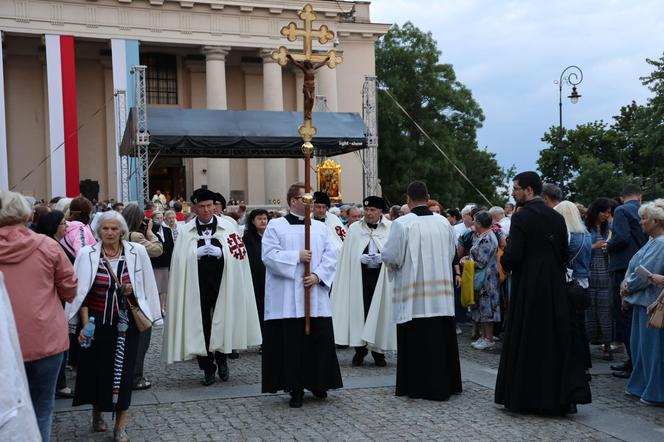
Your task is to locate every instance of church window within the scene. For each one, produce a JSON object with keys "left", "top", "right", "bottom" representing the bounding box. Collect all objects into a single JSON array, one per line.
[{"left": 141, "top": 53, "right": 178, "bottom": 105}]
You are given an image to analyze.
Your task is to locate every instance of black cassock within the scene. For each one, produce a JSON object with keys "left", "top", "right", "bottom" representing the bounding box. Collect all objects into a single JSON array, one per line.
[
  {"left": 243, "top": 229, "right": 265, "bottom": 334},
  {"left": 195, "top": 217, "right": 227, "bottom": 373},
  {"left": 495, "top": 198, "right": 591, "bottom": 413}
]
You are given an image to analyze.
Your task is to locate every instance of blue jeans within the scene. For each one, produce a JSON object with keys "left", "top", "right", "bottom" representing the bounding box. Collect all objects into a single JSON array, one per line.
[{"left": 24, "top": 352, "right": 65, "bottom": 442}]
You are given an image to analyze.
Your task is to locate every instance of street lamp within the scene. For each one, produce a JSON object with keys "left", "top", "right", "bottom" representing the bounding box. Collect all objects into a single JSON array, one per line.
[{"left": 556, "top": 65, "right": 583, "bottom": 186}]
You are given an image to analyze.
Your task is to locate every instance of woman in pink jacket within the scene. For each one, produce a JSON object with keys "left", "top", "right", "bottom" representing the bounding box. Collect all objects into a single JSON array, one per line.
[
  {"left": 60, "top": 196, "right": 96, "bottom": 260},
  {"left": 0, "top": 191, "right": 78, "bottom": 442}
]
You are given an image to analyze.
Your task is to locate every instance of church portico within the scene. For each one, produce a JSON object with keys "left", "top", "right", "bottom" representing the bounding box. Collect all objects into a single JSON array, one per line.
[{"left": 0, "top": 0, "right": 389, "bottom": 204}]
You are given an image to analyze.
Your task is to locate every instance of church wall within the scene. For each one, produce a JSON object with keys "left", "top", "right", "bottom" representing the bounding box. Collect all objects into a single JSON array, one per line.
[
  {"left": 4, "top": 35, "right": 48, "bottom": 198},
  {"left": 75, "top": 41, "right": 110, "bottom": 201}
]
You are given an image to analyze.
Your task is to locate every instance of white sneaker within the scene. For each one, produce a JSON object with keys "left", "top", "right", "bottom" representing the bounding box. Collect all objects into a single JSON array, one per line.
[
  {"left": 474, "top": 338, "right": 496, "bottom": 350},
  {"left": 456, "top": 326, "right": 462, "bottom": 335},
  {"left": 471, "top": 338, "right": 485, "bottom": 349}
]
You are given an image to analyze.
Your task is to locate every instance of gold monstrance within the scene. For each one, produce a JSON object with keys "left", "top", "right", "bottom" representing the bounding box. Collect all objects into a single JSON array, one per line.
[{"left": 272, "top": 3, "right": 343, "bottom": 335}]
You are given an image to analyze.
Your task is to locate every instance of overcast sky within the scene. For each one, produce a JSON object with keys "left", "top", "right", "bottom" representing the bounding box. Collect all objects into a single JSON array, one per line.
[{"left": 370, "top": 0, "right": 664, "bottom": 173}]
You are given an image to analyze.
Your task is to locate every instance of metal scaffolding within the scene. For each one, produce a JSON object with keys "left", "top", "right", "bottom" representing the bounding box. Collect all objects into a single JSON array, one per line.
[
  {"left": 362, "top": 75, "right": 379, "bottom": 197},
  {"left": 131, "top": 65, "right": 150, "bottom": 209}
]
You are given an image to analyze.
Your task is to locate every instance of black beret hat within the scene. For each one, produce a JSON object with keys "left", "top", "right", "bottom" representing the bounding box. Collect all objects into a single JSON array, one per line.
[
  {"left": 313, "top": 191, "right": 331, "bottom": 208},
  {"left": 214, "top": 192, "right": 226, "bottom": 209},
  {"left": 190, "top": 188, "right": 216, "bottom": 204},
  {"left": 363, "top": 196, "right": 387, "bottom": 211}
]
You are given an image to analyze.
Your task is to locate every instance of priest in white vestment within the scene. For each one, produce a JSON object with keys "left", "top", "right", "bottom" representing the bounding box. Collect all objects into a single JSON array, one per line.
[
  {"left": 163, "top": 188, "right": 261, "bottom": 387},
  {"left": 382, "top": 180, "right": 462, "bottom": 401},
  {"left": 312, "top": 191, "right": 346, "bottom": 257},
  {"left": 261, "top": 183, "right": 342, "bottom": 408},
  {"left": 330, "top": 196, "right": 396, "bottom": 366}
]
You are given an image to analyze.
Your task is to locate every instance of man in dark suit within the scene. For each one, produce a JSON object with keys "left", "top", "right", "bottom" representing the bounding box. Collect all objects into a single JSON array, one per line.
[
  {"left": 607, "top": 184, "right": 648, "bottom": 377},
  {"left": 495, "top": 171, "right": 590, "bottom": 414}
]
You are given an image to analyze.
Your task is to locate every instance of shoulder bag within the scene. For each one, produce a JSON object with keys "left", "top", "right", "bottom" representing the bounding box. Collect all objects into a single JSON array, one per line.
[
  {"left": 647, "top": 289, "right": 664, "bottom": 329},
  {"left": 102, "top": 256, "right": 153, "bottom": 332}
]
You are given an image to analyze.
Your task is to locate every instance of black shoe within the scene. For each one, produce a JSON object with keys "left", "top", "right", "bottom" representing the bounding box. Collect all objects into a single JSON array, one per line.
[
  {"left": 312, "top": 390, "right": 327, "bottom": 399},
  {"left": 566, "top": 403, "right": 578, "bottom": 414},
  {"left": 218, "top": 361, "right": 229, "bottom": 382},
  {"left": 613, "top": 371, "right": 631, "bottom": 379},
  {"left": 201, "top": 370, "right": 216, "bottom": 386},
  {"left": 374, "top": 357, "right": 387, "bottom": 367},
  {"left": 228, "top": 351, "right": 239, "bottom": 360},
  {"left": 289, "top": 390, "right": 304, "bottom": 408},
  {"left": 610, "top": 362, "right": 632, "bottom": 372},
  {"left": 352, "top": 348, "right": 368, "bottom": 366}
]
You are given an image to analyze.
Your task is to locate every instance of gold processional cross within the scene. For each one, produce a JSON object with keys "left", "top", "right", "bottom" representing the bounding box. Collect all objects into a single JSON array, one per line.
[{"left": 272, "top": 3, "right": 343, "bottom": 335}]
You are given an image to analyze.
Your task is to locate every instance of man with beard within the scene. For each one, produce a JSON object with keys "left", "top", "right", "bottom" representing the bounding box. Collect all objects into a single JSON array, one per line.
[
  {"left": 331, "top": 196, "right": 396, "bottom": 367},
  {"left": 163, "top": 188, "right": 261, "bottom": 386},
  {"left": 261, "top": 183, "right": 342, "bottom": 408},
  {"left": 495, "top": 171, "right": 591, "bottom": 414}
]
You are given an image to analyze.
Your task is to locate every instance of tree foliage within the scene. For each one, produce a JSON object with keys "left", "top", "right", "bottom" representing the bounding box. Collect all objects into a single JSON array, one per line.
[
  {"left": 537, "top": 52, "right": 664, "bottom": 204},
  {"left": 376, "top": 23, "right": 511, "bottom": 208}
]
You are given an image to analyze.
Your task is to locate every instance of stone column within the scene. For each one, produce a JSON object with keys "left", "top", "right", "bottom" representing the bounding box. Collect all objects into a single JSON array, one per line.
[
  {"left": 260, "top": 49, "right": 287, "bottom": 205},
  {"left": 317, "top": 66, "right": 338, "bottom": 111},
  {"left": 202, "top": 46, "right": 230, "bottom": 196}
]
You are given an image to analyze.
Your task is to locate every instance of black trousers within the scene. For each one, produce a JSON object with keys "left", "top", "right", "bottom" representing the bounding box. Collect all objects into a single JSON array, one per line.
[
  {"left": 197, "top": 259, "right": 226, "bottom": 372},
  {"left": 355, "top": 266, "right": 384, "bottom": 359}
]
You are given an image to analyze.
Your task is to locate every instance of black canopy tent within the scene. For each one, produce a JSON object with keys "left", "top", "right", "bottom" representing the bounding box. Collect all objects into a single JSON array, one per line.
[{"left": 119, "top": 108, "right": 368, "bottom": 158}]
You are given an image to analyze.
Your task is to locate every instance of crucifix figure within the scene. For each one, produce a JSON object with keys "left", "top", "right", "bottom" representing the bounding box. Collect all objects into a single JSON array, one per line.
[
  {"left": 287, "top": 54, "right": 329, "bottom": 121},
  {"left": 272, "top": 3, "right": 343, "bottom": 335}
]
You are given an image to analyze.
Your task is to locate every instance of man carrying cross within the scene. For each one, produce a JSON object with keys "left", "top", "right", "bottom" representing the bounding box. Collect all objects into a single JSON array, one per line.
[
  {"left": 163, "top": 188, "right": 261, "bottom": 386},
  {"left": 261, "top": 182, "right": 342, "bottom": 408}
]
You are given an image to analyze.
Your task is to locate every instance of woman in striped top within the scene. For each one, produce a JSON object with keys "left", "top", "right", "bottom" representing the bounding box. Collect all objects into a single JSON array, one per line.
[{"left": 67, "top": 211, "right": 161, "bottom": 442}]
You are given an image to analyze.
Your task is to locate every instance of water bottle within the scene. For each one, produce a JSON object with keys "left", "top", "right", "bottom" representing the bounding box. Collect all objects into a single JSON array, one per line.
[{"left": 80, "top": 317, "right": 96, "bottom": 349}]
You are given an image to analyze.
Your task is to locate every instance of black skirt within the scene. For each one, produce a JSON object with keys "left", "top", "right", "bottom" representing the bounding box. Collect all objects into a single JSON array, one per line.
[
  {"left": 396, "top": 316, "right": 462, "bottom": 401},
  {"left": 262, "top": 317, "right": 343, "bottom": 393},
  {"left": 72, "top": 316, "right": 139, "bottom": 412}
]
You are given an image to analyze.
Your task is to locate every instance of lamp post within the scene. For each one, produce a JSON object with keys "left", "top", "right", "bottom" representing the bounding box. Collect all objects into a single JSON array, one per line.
[{"left": 556, "top": 65, "right": 583, "bottom": 187}]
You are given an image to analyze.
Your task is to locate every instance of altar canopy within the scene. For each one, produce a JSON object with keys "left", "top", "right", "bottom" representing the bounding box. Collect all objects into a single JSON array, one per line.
[{"left": 119, "top": 108, "right": 368, "bottom": 158}]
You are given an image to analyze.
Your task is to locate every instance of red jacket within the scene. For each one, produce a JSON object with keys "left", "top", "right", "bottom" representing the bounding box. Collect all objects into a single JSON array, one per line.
[{"left": 0, "top": 226, "right": 77, "bottom": 362}]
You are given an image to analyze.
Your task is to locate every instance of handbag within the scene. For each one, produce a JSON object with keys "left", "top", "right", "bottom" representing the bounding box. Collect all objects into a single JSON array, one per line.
[
  {"left": 102, "top": 256, "right": 153, "bottom": 332},
  {"left": 647, "top": 289, "right": 664, "bottom": 329},
  {"left": 460, "top": 259, "right": 476, "bottom": 308}
]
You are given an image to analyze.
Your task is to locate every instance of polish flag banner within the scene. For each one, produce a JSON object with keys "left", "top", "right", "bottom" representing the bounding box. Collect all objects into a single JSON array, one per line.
[{"left": 45, "top": 35, "right": 79, "bottom": 197}]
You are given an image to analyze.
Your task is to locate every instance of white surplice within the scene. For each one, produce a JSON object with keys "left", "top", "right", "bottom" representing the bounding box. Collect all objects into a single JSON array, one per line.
[
  {"left": 330, "top": 216, "right": 397, "bottom": 351},
  {"left": 262, "top": 216, "right": 337, "bottom": 320},
  {"left": 381, "top": 211, "right": 456, "bottom": 324}
]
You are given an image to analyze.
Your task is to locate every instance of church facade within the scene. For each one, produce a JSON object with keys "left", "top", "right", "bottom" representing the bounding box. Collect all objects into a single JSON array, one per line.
[{"left": 0, "top": 0, "right": 388, "bottom": 205}]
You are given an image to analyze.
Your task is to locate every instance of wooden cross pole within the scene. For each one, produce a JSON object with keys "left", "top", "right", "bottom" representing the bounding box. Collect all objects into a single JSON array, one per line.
[{"left": 272, "top": 3, "right": 343, "bottom": 335}]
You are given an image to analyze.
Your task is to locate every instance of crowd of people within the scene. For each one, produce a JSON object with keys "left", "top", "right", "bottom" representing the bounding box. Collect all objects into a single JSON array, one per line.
[{"left": 1, "top": 170, "right": 663, "bottom": 441}]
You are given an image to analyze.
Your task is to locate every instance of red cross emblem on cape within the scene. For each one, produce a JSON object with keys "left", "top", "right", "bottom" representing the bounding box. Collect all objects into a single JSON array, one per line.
[
  {"left": 227, "top": 233, "right": 247, "bottom": 260},
  {"left": 335, "top": 225, "right": 346, "bottom": 241}
]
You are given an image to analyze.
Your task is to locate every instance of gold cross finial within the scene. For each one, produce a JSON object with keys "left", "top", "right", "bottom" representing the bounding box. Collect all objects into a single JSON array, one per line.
[{"left": 272, "top": 3, "right": 342, "bottom": 69}]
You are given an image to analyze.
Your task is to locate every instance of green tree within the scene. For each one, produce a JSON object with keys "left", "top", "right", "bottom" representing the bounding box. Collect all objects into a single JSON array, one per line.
[
  {"left": 376, "top": 23, "right": 508, "bottom": 208},
  {"left": 537, "top": 52, "right": 664, "bottom": 202}
]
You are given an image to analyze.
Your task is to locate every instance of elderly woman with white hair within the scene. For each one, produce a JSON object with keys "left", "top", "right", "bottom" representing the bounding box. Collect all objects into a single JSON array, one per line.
[
  {"left": 620, "top": 199, "right": 664, "bottom": 406},
  {"left": 0, "top": 191, "right": 77, "bottom": 442},
  {"left": 65, "top": 210, "right": 161, "bottom": 441}
]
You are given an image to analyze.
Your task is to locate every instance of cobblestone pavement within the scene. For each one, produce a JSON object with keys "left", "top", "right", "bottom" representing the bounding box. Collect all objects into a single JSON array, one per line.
[{"left": 52, "top": 322, "right": 663, "bottom": 441}]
